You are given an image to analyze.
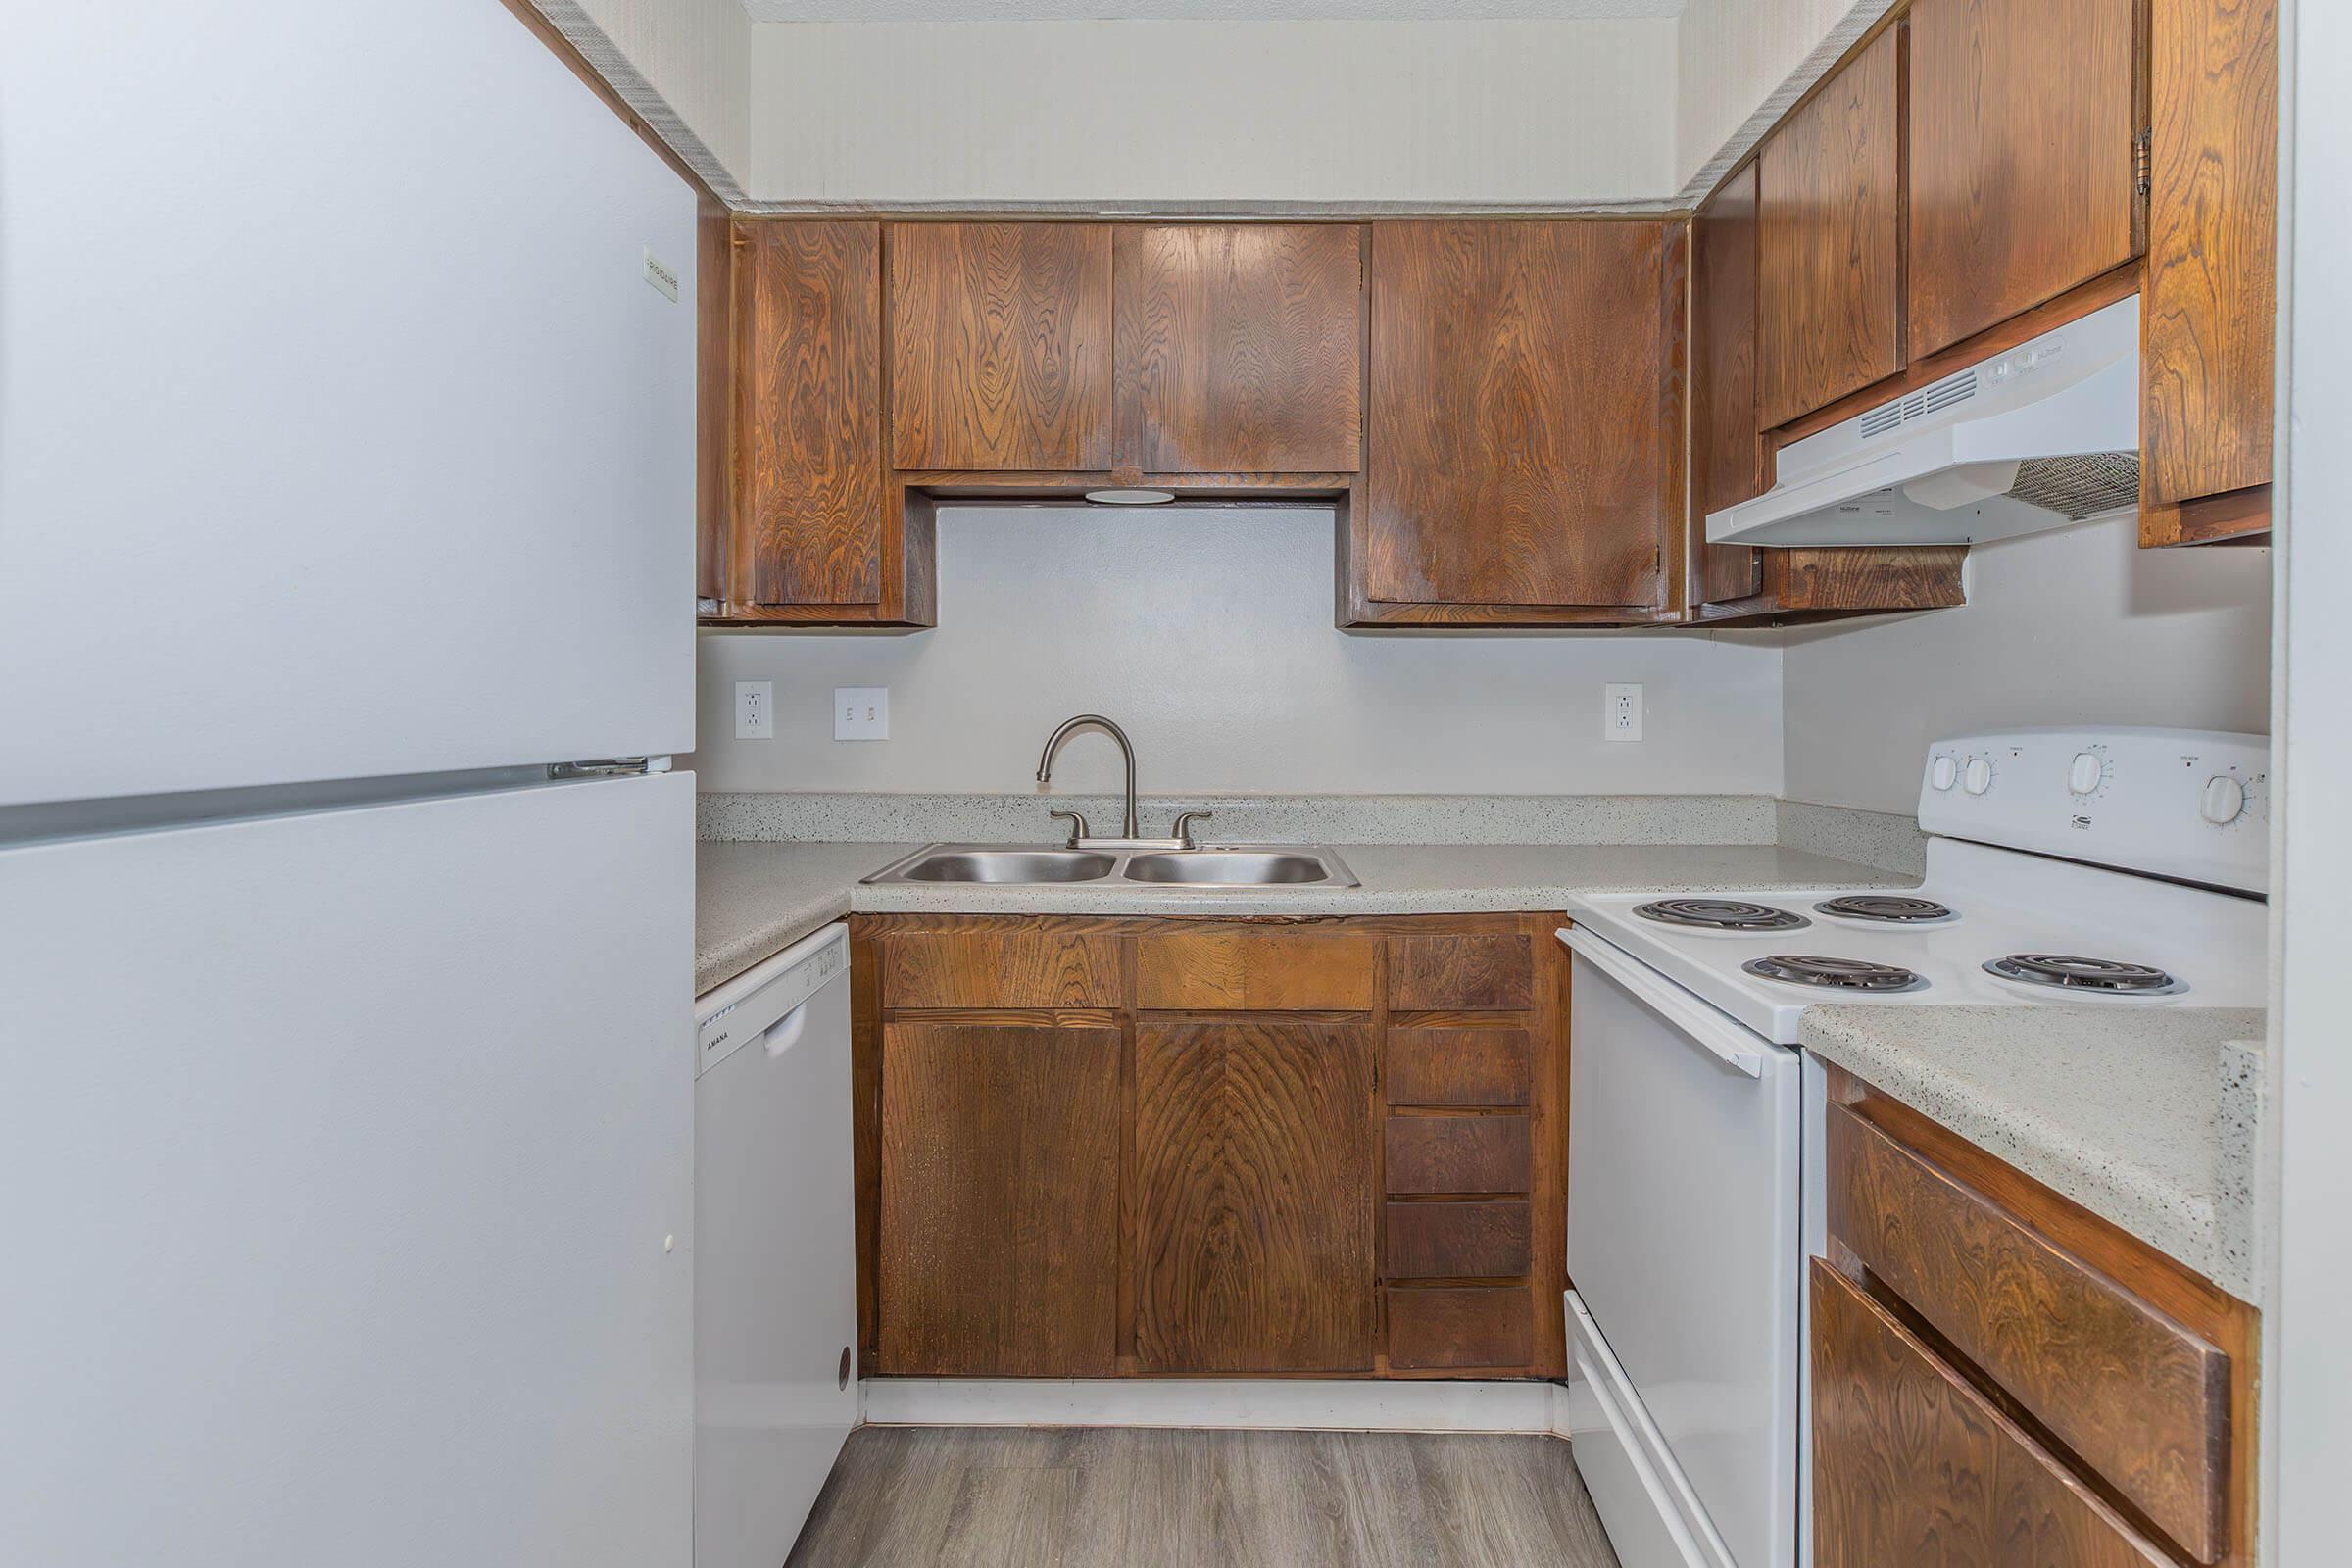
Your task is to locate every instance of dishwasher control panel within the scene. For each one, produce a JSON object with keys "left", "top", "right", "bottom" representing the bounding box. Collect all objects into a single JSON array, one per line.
[{"left": 695, "top": 922, "right": 849, "bottom": 1073}]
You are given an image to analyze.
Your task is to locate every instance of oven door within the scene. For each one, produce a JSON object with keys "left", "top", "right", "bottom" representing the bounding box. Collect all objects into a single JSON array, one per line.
[{"left": 1560, "top": 928, "right": 1801, "bottom": 1568}]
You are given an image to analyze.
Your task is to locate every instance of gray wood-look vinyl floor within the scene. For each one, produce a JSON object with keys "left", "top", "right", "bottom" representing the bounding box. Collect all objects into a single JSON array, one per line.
[{"left": 785, "top": 1426, "right": 1621, "bottom": 1568}]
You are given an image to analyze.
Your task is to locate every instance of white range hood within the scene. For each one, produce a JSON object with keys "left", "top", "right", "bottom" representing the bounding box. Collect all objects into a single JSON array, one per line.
[{"left": 1708, "top": 294, "right": 2141, "bottom": 548}]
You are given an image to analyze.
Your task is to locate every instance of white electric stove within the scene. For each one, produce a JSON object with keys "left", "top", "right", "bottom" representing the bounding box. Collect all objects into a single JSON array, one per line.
[{"left": 1555, "top": 727, "right": 2269, "bottom": 1568}]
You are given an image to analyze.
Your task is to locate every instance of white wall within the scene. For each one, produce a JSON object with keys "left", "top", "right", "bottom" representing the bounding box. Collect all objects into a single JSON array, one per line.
[
  {"left": 1674, "top": 0, "right": 1889, "bottom": 190},
  {"left": 744, "top": 20, "right": 1679, "bottom": 207},
  {"left": 567, "top": 0, "right": 753, "bottom": 186},
  {"left": 689, "top": 508, "right": 1784, "bottom": 795},
  {"left": 1781, "top": 517, "right": 2273, "bottom": 814}
]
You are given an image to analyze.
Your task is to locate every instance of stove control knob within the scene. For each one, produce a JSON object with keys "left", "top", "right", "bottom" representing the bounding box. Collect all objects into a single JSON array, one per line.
[
  {"left": 2068, "top": 751, "right": 2105, "bottom": 796},
  {"left": 1963, "top": 757, "right": 1993, "bottom": 796},
  {"left": 2200, "top": 774, "right": 2247, "bottom": 825},
  {"left": 1930, "top": 755, "right": 1958, "bottom": 791}
]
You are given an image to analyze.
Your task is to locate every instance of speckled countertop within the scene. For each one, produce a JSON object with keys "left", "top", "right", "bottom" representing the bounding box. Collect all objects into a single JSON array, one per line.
[
  {"left": 1801, "top": 1005, "right": 2267, "bottom": 1298},
  {"left": 695, "top": 839, "right": 1910, "bottom": 996}
]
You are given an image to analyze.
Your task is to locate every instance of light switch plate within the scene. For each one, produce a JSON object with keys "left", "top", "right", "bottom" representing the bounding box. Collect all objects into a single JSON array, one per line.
[
  {"left": 734, "top": 681, "right": 773, "bottom": 740},
  {"left": 835, "top": 687, "right": 889, "bottom": 741},
  {"left": 1604, "top": 682, "right": 1644, "bottom": 743}
]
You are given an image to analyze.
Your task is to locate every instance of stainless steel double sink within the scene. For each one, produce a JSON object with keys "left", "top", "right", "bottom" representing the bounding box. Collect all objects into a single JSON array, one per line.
[{"left": 861, "top": 843, "right": 1360, "bottom": 889}]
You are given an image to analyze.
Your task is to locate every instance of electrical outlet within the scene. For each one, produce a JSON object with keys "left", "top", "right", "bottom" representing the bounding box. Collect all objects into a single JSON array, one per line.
[
  {"left": 834, "top": 686, "right": 889, "bottom": 742},
  {"left": 1604, "top": 682, "right": 1644, "bottom": 743},
  {"left": 734, "top": 680, "right": 773, "bottom": 740}
]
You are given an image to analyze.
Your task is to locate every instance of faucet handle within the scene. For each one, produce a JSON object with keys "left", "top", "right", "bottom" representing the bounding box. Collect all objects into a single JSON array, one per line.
[
  {"left": 1171, "top": 810, "right": 1213, "bottom": 849},
  {"left": 1049, "top": 809, "right": 1091, "bottom": 848}
]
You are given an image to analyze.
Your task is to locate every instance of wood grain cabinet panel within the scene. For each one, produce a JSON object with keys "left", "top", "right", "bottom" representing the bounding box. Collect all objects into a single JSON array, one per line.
[
  {"left": 731, "top": 220, "right": 885, "bottom": 607},
  {"left": 881, "top": 929, "right": 1121, "bottom": 1009},
  {"left": 1388, "top": 934, "right": 1534, "bottom": 1011},
  {"left": 1135, "top": 930, "right": 1375, "bottom": 1012},
  {"left": 1386, "top": 1027, "right": 1532, "bottom": 1107},
  {"left": 1359, "top": 220, "right": 1679, "bottom": 613},
  {"left": 1114, "top": 224, "right": 1363, "bottom": 475},
  {"left": 1831, "top": 1104, "right": 2229, "bottom": 1560},
  {"left": 1907, "top": 0, "right": 2141, "bottom": 359},
  {"left": 889, "top": 222, "right": 1113, "bottom": 471},
  {"left": 1812, "top": 1260, "right": 2173, "bottom": 1568},
  {"left": 877, "top": 1022, "right": 1121, "bottom": 1375},
  {"left": 1386, "top": 1287, "right": 1534, "bottom": 1371},
  {"left": 1689, "top": 163, "right": 1768, "bottom": 607},
  {"left": 2141, "top": 0, "right": 2278, "bottom": 542},
  {"left": 1758, "top": 25, "right": 1906, "bottom": 429},
  {"left": 1385, "top": 1200, "right": 1531, "bottom": 1280},
  {"left": 1385, "top": 1114, "right": 1532, "bottom": 1196},
  {"left": 1134, "top": 1020, "right": 1378, "bottom": 1372}
]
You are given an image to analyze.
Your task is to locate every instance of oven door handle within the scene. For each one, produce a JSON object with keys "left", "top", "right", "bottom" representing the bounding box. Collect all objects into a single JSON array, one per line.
[{"left": 1556, "top": 926, "right": 1768, "bottom": 1079}]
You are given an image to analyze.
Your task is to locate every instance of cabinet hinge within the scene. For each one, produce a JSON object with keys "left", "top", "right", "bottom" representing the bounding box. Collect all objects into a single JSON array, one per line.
[{"left": 2133, "top": 126, "right": 2152, "bottom": 195}]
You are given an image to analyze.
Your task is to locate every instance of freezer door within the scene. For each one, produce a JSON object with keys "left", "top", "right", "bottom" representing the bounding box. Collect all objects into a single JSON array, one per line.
[
  {"left": 0, "top": 0, "right": 696, "bottom": 807},
  {"left": 0, "top": 771, "right": 694, "bottom": 1568}
]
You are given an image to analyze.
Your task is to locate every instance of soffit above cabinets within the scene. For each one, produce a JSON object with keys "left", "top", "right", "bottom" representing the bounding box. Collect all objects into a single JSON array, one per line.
[{"left": 738, "top": 1, "right": 1683, "bottom": 19}]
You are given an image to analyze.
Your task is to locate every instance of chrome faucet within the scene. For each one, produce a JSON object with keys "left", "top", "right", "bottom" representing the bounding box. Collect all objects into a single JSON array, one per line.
[{"left": 1035, "top": 714, "right": 1210, "bottom": 849}]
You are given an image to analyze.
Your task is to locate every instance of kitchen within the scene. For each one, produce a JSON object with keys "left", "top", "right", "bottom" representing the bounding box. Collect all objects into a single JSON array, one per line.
[{"left": 0, "top": 2, "right": 2340, "bottom": 1567}]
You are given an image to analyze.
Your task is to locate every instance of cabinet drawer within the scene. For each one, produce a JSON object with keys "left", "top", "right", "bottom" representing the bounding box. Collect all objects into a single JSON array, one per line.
[
  {"left": 1136, "top": 930, "right": 1375, "bottom": 1011},
  {"left": 1385, "top": 1200, "right": 1531, "bottom": 1279},
  {"left": 1830, "top": 1104, "right": 2229, "bottom": 1561},
  {"left": 1386, "top": 1026, "right": 1532, "bottom": 1106},
  {"left": 1384, "top": 1114, "right": 1531, "bottom": 1195},
  {"left": 1812, "top": 1260, "right": 2172, "bottom": 1568},
  {"left": 1387, "top": 1286, "right": 1533, "bottom": 1370},
  {"left": 883, "top": 931, "right": 1121, "bottom": 1009},
  {"left": 1386, "top": 934, "right": 1534, "bottom": 1010}
]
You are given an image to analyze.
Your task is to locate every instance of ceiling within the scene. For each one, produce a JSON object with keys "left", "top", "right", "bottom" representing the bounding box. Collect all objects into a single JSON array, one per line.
[{"left": 738, "top": 1, "right": 1685, "bottom": 20}]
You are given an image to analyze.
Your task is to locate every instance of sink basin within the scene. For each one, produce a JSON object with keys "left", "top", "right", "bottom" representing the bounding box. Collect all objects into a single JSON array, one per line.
[
  {"left": 1122, "top": 852, "right": 1337, "bottom": 886},
  {"left": 885, "top": 849, "right": 1116, "bottom": 884},
  {"left": 863, "top": 843, "right": 1359, "bottom": 889}
]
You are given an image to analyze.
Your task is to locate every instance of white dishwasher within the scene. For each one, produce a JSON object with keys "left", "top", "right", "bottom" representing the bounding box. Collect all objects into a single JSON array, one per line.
[{"left": 693, "top": 921, "right": 858, "bottom": 1568}]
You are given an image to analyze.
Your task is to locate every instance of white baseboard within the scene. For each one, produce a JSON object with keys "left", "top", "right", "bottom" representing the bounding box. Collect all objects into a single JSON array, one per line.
[{"left": 860, "top": 1377, "right": 1574, "bottom": 1437}]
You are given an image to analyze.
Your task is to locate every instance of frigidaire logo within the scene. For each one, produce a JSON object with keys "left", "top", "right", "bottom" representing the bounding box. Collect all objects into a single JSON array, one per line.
[{"left": 2072, "top": 814, "right": 2093, "bottom": 829}]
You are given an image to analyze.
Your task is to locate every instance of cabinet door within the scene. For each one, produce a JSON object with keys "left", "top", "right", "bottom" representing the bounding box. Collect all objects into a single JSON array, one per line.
[
  {"left": 1361, "top": 220, "right": 1677, "bottom": 612},
  {"left": 1689, "top": 164, "right": 1768, "bottom": 606},
  {"left": 2141, "top": 0, "right": 2278, "bottom": 542},
  {"left": 1812, "top": 1261, "right": 2174, "bottom": 1568},
  {"left": 1135, "top": 1019, "right": 1377, "bottom": 1373},
  {"left": 888, "top": 222, "right": 1113, "bottom": 471},
  {"left": 1758, "top": 25, "right": 1905, "bottom": 429},
  {"left": 1115, "top": 224, "right": 1363, "bottom": 475},
  {"left": 730, "top": 220, "right": 885, "bottom": 608},
  {"left": 876, "top": 1021, "right": 1120, "bottom": 1375},
  {"left": 1908, "top": 0, "right": 2140, "bottom": 359}
]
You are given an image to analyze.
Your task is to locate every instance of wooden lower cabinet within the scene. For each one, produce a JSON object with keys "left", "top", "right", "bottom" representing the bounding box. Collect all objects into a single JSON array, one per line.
[
  {"left": 1818, "top": 1067, "right": 2258, "bottom": 1568},
  {"left": 876, "top": 1020, "right": 1122, "bottom": 1375},
  {"left": 1135, "top": 1019, "right": 1376, "bottom": 1373},
  {"left": 854, "top": 911, "right": 1567, "bottom": 1380}
]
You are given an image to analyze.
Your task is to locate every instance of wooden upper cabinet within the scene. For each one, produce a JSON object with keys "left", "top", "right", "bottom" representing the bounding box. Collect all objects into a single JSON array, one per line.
[
  {"left": 2141, "top": 0, "right": 2278, "bottom": 544},
  {"left": 1114, "top": 224, "right": 1363, "bottom": 475},
  {"left": 730, "top": 220, "right": 886, "bottom": 608},
  {"left": 1689, "top": 164, "right": 1768, "bottom": 608},
  {"left": 888, "top": 222, "right": 1114, "bottom": 471},
  {"left": 1358, "top": 220, "right": 1681, "bottom": 617},
  {"left": 1907, "top": 0, "right": 2141, "bottom": 360},
  {"left": 1757, "top": 24, "right": 1905, "bottom": 430}
]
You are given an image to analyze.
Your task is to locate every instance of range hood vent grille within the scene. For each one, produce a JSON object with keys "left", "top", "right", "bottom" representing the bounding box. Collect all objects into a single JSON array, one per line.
[{"left": 2007, "top": 451, "right": 2142, "bottom": 519}]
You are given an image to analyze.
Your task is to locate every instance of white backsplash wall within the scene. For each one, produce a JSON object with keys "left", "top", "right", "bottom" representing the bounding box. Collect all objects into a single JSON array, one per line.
[
  {"left": 1782, "top": 515, "right": 2273, "bottom": 814},
  {"left": 688, "top": 508, "right": 1785, "bottom": 797}
]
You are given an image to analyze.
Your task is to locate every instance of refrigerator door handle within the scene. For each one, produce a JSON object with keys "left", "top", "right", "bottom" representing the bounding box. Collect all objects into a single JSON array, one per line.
[
  {"left": 550, "top": 757, "right": 670, "bottom": 778},
  {"left": 1557, "top": 927, "right": 1768, "bottom": 1078}
]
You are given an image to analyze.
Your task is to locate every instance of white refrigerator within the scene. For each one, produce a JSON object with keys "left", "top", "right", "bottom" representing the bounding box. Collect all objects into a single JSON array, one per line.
[{"left": 0, "top": 4, "right": 701, "bottom": 1564}]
